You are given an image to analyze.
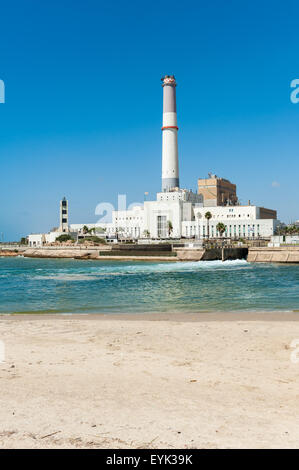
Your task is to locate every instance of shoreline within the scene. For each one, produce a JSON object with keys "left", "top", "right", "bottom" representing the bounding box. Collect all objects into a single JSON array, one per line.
[
  {"left": 1, "top": 311, "right": 299, "bottom": 321},
  {"left": 2, "top": 252, "right": 299, "bottom": 265}
]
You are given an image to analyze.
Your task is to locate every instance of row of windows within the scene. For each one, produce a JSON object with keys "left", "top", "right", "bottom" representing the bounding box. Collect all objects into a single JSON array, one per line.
[
  {"left": 185, "top": 224, "right": 261, "bottom": 236},
  {"left": 225, "top": 214, "right": 251, "bottom": 218},
  {"left": 107, "top": 227, "right": 141, "bottom": 236},
  {"left": 115, "top": 217, "right": 141, "bottom": 221},
  {"left": 196, "top": 213, "right": 252, "bottom": 219}
]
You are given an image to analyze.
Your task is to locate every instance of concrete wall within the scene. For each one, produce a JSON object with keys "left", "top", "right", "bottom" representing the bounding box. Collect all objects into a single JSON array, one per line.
[
  {"left": 175, "top": 249, "right": 205, "bottom": 261},
  {"left": 248, "top": 247, "right": 299, "bottom": 263},
  {"left": 112, "top": 244, "right": 172, "bottom": 252},
  {"left": 175, "top": 247, "right": 247, "bottom": 261}
]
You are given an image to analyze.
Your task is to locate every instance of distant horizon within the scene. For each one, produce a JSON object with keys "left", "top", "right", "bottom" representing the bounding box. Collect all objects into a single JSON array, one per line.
[{"left": 1, "top": 0, "right": 299, "bottom": 241}]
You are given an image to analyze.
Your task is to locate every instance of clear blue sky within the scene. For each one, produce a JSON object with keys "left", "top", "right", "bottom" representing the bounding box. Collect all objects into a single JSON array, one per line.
[{"left": 1, "top": 0, "right": 299, "bottom": 240}]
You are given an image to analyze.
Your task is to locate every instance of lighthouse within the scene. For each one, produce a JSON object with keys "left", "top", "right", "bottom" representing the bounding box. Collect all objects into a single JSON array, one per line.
[
  {"left": 59, "top": 197, "right": 69, "bottom": 233},
  {"left": 161, "top": 75, "right": 179, "bottom": 192}
]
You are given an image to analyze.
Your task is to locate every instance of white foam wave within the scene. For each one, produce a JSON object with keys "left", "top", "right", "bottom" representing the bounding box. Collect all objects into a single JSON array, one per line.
[
  {"left": 117, "top": 259, "right": 248, "bottom": 272},
  {"left": 88, "top": 259, "right": 249, "bottom": 275},
  {"left": 29, "top": 259, "right": 249, "bottom": 281},
  {"left": 33, "top": 274, "right": 99, "bottom": 281}
]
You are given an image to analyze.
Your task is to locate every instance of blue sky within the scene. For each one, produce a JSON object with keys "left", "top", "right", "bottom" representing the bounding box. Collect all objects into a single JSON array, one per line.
[{"left": 0, "top": 0, "right": 299, "bottom": 240}]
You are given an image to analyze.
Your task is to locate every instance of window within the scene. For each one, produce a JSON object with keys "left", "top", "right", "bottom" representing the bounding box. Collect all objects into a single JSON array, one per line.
[{"left": 157, "top": 216, "right": 167, "bottom": 238}]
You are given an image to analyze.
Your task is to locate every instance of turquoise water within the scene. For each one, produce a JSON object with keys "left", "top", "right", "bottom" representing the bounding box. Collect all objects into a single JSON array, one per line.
[{"left": 0, "top": 257, "right": 298, "bottom": 314}]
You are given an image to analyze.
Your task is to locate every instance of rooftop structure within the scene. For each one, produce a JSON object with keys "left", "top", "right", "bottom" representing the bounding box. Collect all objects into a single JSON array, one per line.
[{"left": 198, "top": 173, "right": 238, "bottom": 206}]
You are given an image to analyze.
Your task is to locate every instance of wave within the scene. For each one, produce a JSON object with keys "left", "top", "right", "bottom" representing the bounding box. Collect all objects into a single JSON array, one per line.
[
  {"left": 90, "top": 259, "right": 249, "bottom": 274},
  {"left": 33, "top": 274, "right": 99, "bottom": 281},
  {"left": 28, "top": 259, "right": 250, "bottom": 280}
]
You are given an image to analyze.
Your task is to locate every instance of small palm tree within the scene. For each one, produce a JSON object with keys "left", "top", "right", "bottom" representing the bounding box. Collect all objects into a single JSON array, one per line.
[
  {"left": 167, "top": 220, "right": 173, "bottom": 237},
  {"left": 143, "top": 230, "right": 150, "bottom": 238},
  {"left": 95, "top": 227, "right": 106, "bottom": 234},
  {"left": 205, "top": 211, "right": 212, "bottom": 239},
  {"left": 216, "top": 222, "right": 226, "bottom": 238},
  {"left": 82, "top": 225, "right": 89, "bottom": 234}
]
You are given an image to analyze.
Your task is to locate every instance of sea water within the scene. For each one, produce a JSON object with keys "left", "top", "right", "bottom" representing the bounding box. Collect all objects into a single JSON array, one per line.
[{"left": 0, "top": 257, "right": 298, "bottom": 314}]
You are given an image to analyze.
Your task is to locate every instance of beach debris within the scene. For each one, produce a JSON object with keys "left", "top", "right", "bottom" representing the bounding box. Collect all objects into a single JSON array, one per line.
[
  {"left": 244, "top": 329, "right": 248, "bottom": 333},
  {"left": 40, "top": 430, "right": 61, "bottom": 439},
  {"left": 10, "top": 365, "right": 15, "bottom": 368},
  {"left": 190, "top": 379, "right": 197, "bottom": 383},
  {"left": 136, "top": 436, "right": 159, "bottom": 448},
  {"left": 0, "top": 431, "right": 16, "bottom": 438}
]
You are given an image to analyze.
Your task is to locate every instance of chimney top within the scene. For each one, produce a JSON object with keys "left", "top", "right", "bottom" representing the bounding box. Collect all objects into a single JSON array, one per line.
[{"left": 161, "top": 75, "right": 176, "bottom": 87}]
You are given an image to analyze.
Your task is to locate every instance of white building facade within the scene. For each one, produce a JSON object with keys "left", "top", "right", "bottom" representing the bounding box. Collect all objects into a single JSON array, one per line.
[
  {"left": 82, "top": 192, "right": 279, "bottom": 240},
  {"left": 28, "top": 231, "right": 66, "bottom": 247},
  {"left": 182, "top": 205, "right": 280, "bottom": 239}
]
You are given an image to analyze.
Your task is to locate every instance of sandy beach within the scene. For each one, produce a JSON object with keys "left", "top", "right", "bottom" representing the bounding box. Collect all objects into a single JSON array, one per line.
[{"left": 1, "top": 312, "right": 299, "bottom": 449}]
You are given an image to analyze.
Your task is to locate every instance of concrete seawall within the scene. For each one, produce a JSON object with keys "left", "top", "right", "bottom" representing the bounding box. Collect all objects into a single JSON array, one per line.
[
  {"left": 2, "top": 245, "right": 299, "bottom": 263},
  {"left": 175, "top": 247, "right": 248, "bottom": 261},
  {"left": 248, "top": 247, "right": 299, "bottom": 263},
  {"left": 0, "top": 245, "right": 177, "bottom": 262},
  {"left": 1, "top": 245, "right": 248, "bottom": 262}
]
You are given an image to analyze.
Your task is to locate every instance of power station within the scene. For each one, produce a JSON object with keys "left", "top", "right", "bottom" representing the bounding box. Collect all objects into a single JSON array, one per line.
[{"left": 28, "top": 75, "right": 280, "bottom": 246}]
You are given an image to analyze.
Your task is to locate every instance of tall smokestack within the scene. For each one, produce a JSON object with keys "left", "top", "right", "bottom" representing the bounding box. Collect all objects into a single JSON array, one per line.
[{"left": 161, "top": 75, "right": 179, "bottom": 192}]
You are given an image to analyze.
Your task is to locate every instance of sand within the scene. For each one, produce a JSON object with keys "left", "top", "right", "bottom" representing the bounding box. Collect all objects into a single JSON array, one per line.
[{"left": 1, "top": 312, "right": 299, "bottom": 449}]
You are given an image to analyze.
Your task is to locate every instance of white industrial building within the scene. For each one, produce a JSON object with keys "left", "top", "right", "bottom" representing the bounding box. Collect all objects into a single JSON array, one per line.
[
  {"left": 77, "top": 75, "right": 279, "bottom": 240},
  {"left": 99, "top": 199, "right": 279, "bottom": 240}
]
